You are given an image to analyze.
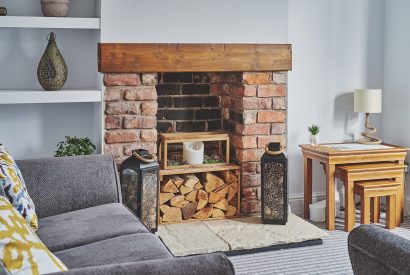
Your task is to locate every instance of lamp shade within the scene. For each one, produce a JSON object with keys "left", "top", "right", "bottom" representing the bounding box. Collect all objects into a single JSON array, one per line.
[{"left": 354, "top": 89, "right": 382, "bottom": 113}]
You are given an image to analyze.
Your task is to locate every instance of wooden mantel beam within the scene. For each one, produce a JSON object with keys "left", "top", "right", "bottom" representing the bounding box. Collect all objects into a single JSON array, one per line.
[{"left": 98, "top": 43, "right": 292, "bottom": 73}]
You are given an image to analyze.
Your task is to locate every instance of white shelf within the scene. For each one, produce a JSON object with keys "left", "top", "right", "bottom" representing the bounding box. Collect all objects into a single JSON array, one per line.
[
  {"left": 0, "top": 89, "right": 102, "bottom": 104},
  {"left": 0, "top": 16, "right": 100, "bottom": 29}
]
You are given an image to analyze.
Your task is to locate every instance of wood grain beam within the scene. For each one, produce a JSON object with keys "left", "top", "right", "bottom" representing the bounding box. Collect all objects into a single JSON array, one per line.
[{"left": 98, "top": 43, "right": 292, "bottom": 73}]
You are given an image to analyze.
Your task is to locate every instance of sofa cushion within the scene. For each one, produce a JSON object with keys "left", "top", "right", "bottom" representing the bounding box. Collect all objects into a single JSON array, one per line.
[
  {"left": 37, "top": 203, "right": 149, "bottom": 252},
  {"left": 55, "top": 233, "right": 173, "bottom": 269}
]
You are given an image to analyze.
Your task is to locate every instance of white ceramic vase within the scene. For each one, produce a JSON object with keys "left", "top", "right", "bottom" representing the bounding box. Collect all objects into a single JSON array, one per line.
[{"left": 309, "top": 134, "right": 320, "bottom": 146}]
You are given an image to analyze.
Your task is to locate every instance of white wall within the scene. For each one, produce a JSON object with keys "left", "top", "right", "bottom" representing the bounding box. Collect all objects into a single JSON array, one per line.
[
  {"left": 287, "top": 0, "right": 385, "bottom": 208},
  {"left": 100, "top": 0, "right": 289, "bottom": 43},
  {"left": 383, "top": 0, "right": 410, "bottom": 211}
]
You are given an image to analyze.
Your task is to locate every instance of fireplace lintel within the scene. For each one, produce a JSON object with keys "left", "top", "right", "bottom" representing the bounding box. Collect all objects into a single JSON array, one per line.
[{"left": 98, "top": 43, "right": 292, "bottom": 73}]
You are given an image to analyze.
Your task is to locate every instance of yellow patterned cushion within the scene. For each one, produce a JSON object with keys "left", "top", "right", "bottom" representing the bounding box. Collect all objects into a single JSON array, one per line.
[
  {"left": 0, "top": 146, "right": 38, "bottom": 230},
  {"left": 0, "top": 196, "right": 67, "bottom": 274}
]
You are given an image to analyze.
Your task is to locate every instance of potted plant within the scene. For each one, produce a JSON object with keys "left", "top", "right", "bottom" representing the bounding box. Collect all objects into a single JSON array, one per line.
[
  {"left": 308, "top": 124, "right": 320, "bottom": 146},
  {"left": 55, "top": 136, "right": 96, "bottom": 157}
]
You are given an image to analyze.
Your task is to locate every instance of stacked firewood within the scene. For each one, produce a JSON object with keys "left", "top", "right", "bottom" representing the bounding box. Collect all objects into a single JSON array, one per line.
[{"left": 159, "top": 171, "right": 239, "bottom": 222}]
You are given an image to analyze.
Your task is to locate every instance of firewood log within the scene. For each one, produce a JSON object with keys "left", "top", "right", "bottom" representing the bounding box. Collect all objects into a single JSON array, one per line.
[
  {"left": 193, "top": 181, "right": 203, "bottom": 190},
  {"left": 226, "top": 205, "right": 237, "bottom": 217},
  {"left": 163, "top": 207, "right": 182, "bottom": 222},
  {"left": 193, "top": 205, "right": 213, "bottom": 219},
  {"left": 218, "top": 170, "right": 238, "bottom": 184},
  {"left": 169, "top": 195, "right": 185, "bottom": 208},
  {"left": 197, "top": 189, "right": 208, "bottom": 200},
  {"left": 160, "top": 204, "right": 170, "bottom": 214},
  {"left": 182, "top": 202, "right": 197, "bottom": 220},
  {"left": 180, "top": 185, "right": 194, "bottom": 195},
  {"left": 212, "top": 208, "right": 225, "bottom": 218},
  {"left": 160, "top": 177, "right": 179, "bottom": 193},
  {"left": 215, "top": 184, "right": 229, "bottom": 195},
  {"left": 197, "top": 199, "right": 208, "bottom": 210},
  {"left": 229, "top": 195, "right": 238, "bottom": 207},
  {"left": 160, "top": 193, "right": 175, "bottom": 204},
  {"left": 185, "top": 190, "right": 198, "bottom": 202},
  {"left": 208, "top": 192, "right": 226, "bottom": 204},
  {"left": 203, "top": 173, "right": 225, "bottom": 192},
  {"left": 171, "top": 175, "right": 184, "bottom": 188},
  {"left": 228, "top": 185, "right": 237, "bottom": 202},
  {"left": 214, "top": 199, "right": 229, "bottom": 211},
  {"left": 183, "top": 174, "right": 200, "bottom": 189}
]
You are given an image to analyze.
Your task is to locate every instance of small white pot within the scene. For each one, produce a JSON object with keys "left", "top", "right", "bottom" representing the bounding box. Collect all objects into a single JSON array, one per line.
[
  {"left": 309, "top": 134, "right": 320, "bottom": 146},
  {"left": 41, "top": 0, "right": 70, "bottom": 17}
]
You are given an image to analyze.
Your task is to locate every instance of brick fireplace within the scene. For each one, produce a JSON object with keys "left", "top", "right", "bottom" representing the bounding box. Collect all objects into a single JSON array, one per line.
[{"left": 99, "top": 43, "right": 291, "bottom": 216}]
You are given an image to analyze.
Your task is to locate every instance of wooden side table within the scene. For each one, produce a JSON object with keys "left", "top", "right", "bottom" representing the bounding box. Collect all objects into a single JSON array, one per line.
[{"left": 300, "top": 143, "right": 408, "bottom": 231}]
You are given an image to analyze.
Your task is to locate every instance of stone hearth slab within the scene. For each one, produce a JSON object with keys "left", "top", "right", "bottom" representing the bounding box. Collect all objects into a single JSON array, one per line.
[{"left": 156, "top": 213, "right": 328, "bottom": 256}]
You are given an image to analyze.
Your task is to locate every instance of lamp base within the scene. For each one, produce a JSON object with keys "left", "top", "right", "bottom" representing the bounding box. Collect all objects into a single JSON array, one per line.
[{"left": 358, "top": 113, "right": 382, "bottom": 145}]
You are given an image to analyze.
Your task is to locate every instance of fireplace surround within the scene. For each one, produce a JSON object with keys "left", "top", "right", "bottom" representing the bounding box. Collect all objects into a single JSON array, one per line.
[{"left": 99, "top": 43, "right": 292, "bottom": 216}]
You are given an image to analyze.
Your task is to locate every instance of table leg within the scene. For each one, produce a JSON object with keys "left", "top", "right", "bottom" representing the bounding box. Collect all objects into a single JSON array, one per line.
[
  {"left": 326, "top": 164, "right": 336, "bottom": 230},
  {"left": 361, "top": 197, "right": 370, "bottom": 224},
  {"left": 345, "top": 179, "right": 355, "bottom": 232},
  {"left": 397, "top": 160, "right": 405, "bottom": 226},
  {"left": 304, "top": 157, "right": 313, "bottom": 219},
  {"left": 370, "top": 197, "right": 380, "bottom": 223}
]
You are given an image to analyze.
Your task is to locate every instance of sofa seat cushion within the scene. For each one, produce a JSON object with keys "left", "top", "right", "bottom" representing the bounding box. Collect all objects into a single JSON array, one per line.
[
  {"left": 37, "top": 203, "right": 149, "bottom": 252},
  {"left": 55, "top": 233, "right": 173, "bottom": 269}
]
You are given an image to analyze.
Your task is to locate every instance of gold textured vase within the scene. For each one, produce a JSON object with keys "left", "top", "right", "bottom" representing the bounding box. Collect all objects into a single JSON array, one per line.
[{"left": 37, "top": 32, "right": 67, "bottom": 91}]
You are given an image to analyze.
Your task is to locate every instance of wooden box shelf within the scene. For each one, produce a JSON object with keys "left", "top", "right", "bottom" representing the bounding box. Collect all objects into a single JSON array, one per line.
[{"left": 158, "top": 131, "right": 230, "bottom": 170}]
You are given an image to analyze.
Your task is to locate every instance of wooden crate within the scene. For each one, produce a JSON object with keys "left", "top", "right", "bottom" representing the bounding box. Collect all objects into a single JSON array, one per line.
[
  {"left": 158, "top": 165, "right": 241, "bottom": 224},
  {"left": 158, "top": 131, "right": 230, "bottom": 170}
]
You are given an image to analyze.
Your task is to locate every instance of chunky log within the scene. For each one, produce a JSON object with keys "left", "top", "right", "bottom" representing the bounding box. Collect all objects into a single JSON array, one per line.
[
  {"left": 214, "top": 199, "right": 229, "bottom": 211},
  {"left": 208, "top": 192, "right": 226, "bottom": 204},
  {"left": 215, "top": 185, "right": 230, "bottom": 195},
  {"left": 160, "top": 193, "right": 175, "bottom": 204},
  {"left": 98, "top": 43, "right": 292, "bottom": 73},
  {"left": 193, "top": 205, "right": 214, "bottom": 219},
  {"left": 212, "top": 208, "right": 225, "bottom": 218},
  {"left": 170, "top": 195, "right": 185, "bottom": 208},
  {"left": 218, "top": 171, "right": 237, "bottom": 184},
  {"left": 182, "top": 202, "right": 198, "bottom": 220},
  {"left": 226, "top": 205, "right": 237, "bottom": 217},
  {"left": 197, "top": 199, "right": 208, "bottom": 210},
  {"left": 197, "top": 189, "right": 208, "bottom": 201},
  {"left": 183, "top": 174, "right": 200, "bottom": 189},
  {"left": 193, "top": 181, "right": 203, "bottom": 190},
  {"left": 161, "top": 178, "right": 179, "bottom": 193},
  {"left": 160, "top": 204, "right": 170, "bottom": 214},
  {"left": 180, "top": 185, "right": 194, "bottom": 195},
  {"left": 171, "top": 175, "right": 184, "bottom": 188},
  {"left": 163, "top": 207, "right": 182, "bottom": 222},
  {"left": 185, "top": 190, "right": 198, "bottom": 202},
  {"left": 228, "top": 185, "right": 237, "bottom": 202}
]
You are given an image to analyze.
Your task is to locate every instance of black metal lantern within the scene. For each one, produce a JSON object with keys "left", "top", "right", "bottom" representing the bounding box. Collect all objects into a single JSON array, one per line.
[
  {"left": 261, "top": 142, "right": 288, "bottom": 224},
  {"left": 120, "top": 149, "right": 159, "bottom": 232}
]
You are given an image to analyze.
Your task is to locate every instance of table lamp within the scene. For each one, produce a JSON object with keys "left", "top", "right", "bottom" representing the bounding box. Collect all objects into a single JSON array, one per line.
[{"left": 354, "top": 89, "right": 382, "bottom": 144}]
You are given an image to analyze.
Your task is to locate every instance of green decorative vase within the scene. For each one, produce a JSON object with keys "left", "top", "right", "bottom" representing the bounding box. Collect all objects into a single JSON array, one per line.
[{"left": 37, "top": 32, "right": 67, "bottom": 91}]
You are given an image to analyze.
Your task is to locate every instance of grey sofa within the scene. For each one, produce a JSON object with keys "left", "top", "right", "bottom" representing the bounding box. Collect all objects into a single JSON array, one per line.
[
  {"left": 348, "top": 224, "right": 410, "bottom": 275},
  {"left": 14, "top": 155, "right": 234, "bottom": 275}
]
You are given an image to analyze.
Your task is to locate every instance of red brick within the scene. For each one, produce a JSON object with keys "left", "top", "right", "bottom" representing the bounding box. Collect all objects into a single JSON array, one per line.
[
  {"left": 257, "top": 111, "right": 286, "bottom": 123},
  {"left": 104, "top": 88, "right": 123, "bottom": 101},
  {"left": 271, "top": 123, "right": 286, "bottom": 135},
  {"left": 258, "top": 84, "right": 286, "bottom": 97},
  {"left": 105, "top": 102, "right": 140, "bottom": 115},
  {"left": 123, "top": 116, "right": 156, "bottom": 129},
  {"left": 242, "top": 187, "right": 258, "bottom": 200},
  {"left": 236, "top": 149, "right": 264, "bottom": 162},
  {"left": 141, "top": 129, "right": 158, "bottom": 142},
  {"left": 124, "top": 86, "right": 157, "bottom": 101},
  {"left": 141, "top": 101, "right": 158, "bottom": 115},
  {"left": 236, "top": 124, "right": 270, "bottom": 135},
  {"left": 228, "top": 84, "right": 257, "bottom": 97},
  {"left": 123, "top": 142, "right": 157, "bottom": 156},
  {"left": 241, "top": 199, "right": 261, "bottom": 214},
  {"left": 242, "top": 72, "right": 273, "bottom": 84},
  {"left": 210, "top": 84, "right": 222, "bottom": 96},
  {"left": 104, "top": 144, "right": 123, "bottom": 157},
  {"left": 257, "top": 135, "right": 285, "bottom": 148},
  {"left": 272, "top": 97, "right": 286, "bottom": 109},
  {"left": 230, "top": 135, "right": 257, "bottom": 149},
  {"left": 241, "top": 162, "right": 259, "bottom": 174},
  {"left": 241, "top": 98, "right": 272, "bottom": 110},
  {"left": 222, "top": 96, "right": 235, "bottom": 109},
  {"left": 105, "top": 115, "right": 122, "bottom": 129},
  {"left": 242, "top": 112, "right": 257, "bottom": 124},
  {"left": 241, "top": 174, "right": 261, "bottom": 188},
  {"left": 105, "top": 130, "right": 139, "bottom": 144},
  {"left": 104, "top": 74, "right": 140, "bottom": 86},
  {"left": 141, "top": 73, "right": 158, "bottom": 86}
]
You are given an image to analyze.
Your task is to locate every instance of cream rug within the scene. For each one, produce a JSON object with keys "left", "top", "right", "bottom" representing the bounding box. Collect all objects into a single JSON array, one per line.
[{"left": 156, "top": 213, "right": 328, "bottom": 256}]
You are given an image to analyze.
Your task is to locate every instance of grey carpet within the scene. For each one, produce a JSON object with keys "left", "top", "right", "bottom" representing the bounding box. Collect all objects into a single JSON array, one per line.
[{"left": 230, "top": 213, "right": 410, "bottom": 275}]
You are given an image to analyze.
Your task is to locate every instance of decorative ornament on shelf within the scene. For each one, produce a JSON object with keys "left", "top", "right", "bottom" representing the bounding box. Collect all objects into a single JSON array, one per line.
[
  {"left": 308, "top": 124, "right": 320, "bottom": 146},
  {"left": 261, "top": 142, "right": 288, "bottom": 225},
  {"left": 120, "top": 149, "right": 159, "bottom": 232},
  {"left": 0, "top": 6, "right": 7, "bottom": 16},
  {"left": 354, "top": 89, "right": 382, "bottom": 144},
  {"left": 37, "top": 32, "right": 67, "bottom": 91},
  {"left": 41, "top": 0, "right": 70, "bottom": 17},
  {"left": 55, "top": 136, "right": 96, "bottom": 157},
  {"left": 183, "top": 141, "right": 204, "bottom": 165}
]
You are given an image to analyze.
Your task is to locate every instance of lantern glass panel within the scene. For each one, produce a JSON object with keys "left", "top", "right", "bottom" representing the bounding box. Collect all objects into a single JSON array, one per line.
[
  {"left": 121, "top": 168, "right": 139, "bottom": 215},
  {"left": 140, "top": 169, "right": 158, "bottom": 231},
  {"left": 263, "top": 162, "right": 285, "bottom": 220}
]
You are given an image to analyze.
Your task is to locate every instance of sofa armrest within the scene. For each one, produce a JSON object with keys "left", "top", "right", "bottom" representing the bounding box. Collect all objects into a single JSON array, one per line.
[
  {"left": 17, "top": 155, "right": 121, "bottom": 218},
  {"left": 48, "top": 253, "right": 234, "bottom": 275},
  {"left": 348, "top": 224, "right": 410, "bottom": 275}
]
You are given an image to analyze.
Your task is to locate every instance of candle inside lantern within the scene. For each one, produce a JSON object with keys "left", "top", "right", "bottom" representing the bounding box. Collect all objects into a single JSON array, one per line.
[{"left": 183, "top": 141, "right": 204, "bottom": 165}]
